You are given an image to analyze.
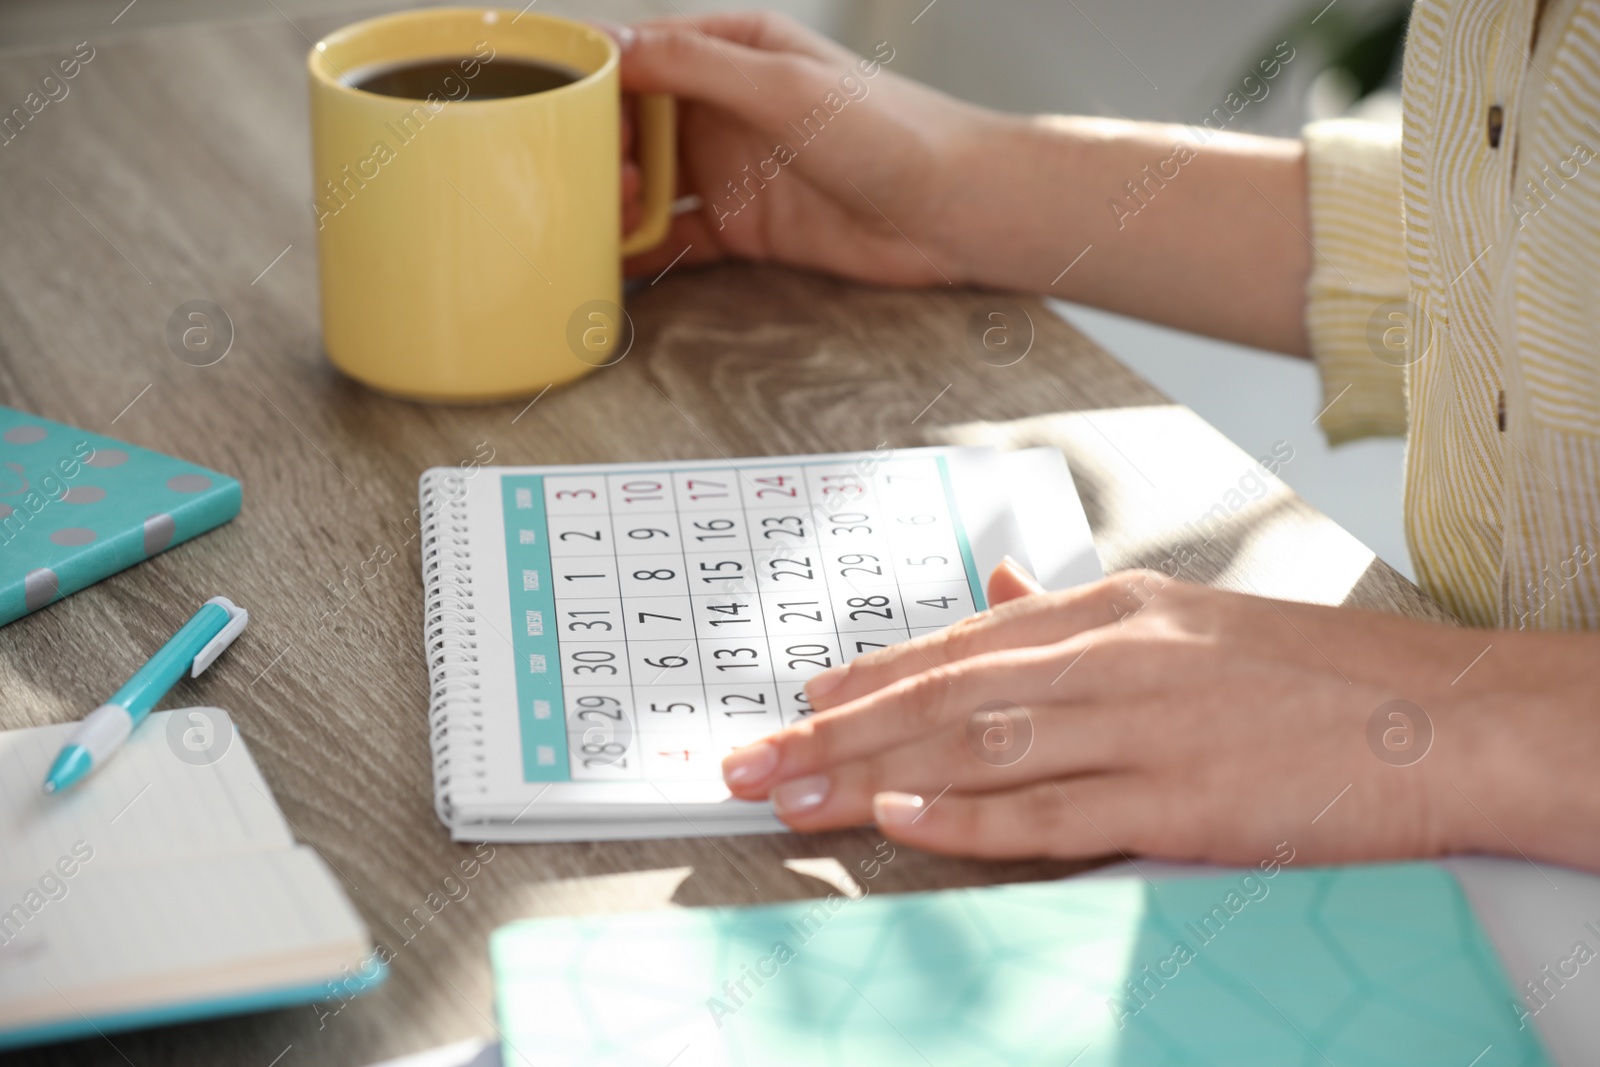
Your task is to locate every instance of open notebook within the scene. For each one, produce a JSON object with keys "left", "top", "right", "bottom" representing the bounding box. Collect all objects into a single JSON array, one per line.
[
  {"left": 421, "top": 445, "right": 1101, "bottom": 842},
  {"left": 0, "top": 710, "right": 384, "bottom": 1050}
]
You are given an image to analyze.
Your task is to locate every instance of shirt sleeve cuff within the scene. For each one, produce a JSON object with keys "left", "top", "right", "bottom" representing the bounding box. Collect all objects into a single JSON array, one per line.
[{"left": 1303, "top": 118, "right": 1409, "bottom": 444}]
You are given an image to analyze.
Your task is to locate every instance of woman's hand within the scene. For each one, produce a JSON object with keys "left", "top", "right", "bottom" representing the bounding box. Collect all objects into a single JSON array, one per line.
[
  {"left": 721, "top": 563, "right": 1600, "bottom": 870},
  {"left": 613, "top": 11, "right": 999, "bottom": 286},
  {"left": 609, "top": 11, "right": 1317, "bottom": 354}
]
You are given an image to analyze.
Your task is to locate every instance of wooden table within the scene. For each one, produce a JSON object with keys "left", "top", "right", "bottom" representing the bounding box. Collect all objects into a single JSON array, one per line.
[{"left": 0, "top": 7, "right": 1451, "bottom": 1066}]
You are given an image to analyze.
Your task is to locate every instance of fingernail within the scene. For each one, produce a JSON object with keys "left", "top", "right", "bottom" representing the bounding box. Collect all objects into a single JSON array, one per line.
[
  {"left": 1001, "top": 555, "right": 1046, "bottom": 593},
  {"left": 593, "top": 20, "right": 638, "bottom": 52},
  {"left": 806, "top": 665, "right": 848, "bottom": 699},
  {"left": 722, "top": 740, "right": 779, "bottom": 786},
  {"left": 873, "top": 792, "right": 924, "bottom": 827},
  {"left": 772, "top": 774, "right": 830, "bottom": 814}
]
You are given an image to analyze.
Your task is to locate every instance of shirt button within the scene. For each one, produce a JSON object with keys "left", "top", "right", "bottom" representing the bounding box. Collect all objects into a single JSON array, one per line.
[{"left": 1488, "top": 104, "right": 1504, "bottom": 148}]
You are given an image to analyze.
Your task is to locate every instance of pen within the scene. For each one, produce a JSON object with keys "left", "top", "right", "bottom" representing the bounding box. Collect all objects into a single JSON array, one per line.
[{"left": 42, "top": 596, "right": 249, "bottom": 794}]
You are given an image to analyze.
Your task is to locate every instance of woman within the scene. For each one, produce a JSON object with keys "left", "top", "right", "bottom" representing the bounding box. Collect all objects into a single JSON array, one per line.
[{"left": 613, "top": 4, "right": 1600, "bottom": 872}]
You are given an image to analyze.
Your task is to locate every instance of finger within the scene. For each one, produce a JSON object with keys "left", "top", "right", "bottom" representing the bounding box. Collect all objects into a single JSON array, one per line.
[
  {"left": 622, "top": 101, "right": 730, "bottom": 279},
  {"left": 768, "top": 747, "right": 949, "bottom": 831},
  {"left": 619, "top": 19, "right": 858, "bottom": 128},
  {"left": 988, "top": 556, "right": 1044, "bottom": 605},
  {"left": 724, "top": 644, "right": 1074, "bottom": 796},
  {"left": 622, "top": 211, "right": 724, "bottom": 279},
  {"left": 590, "top": 20, "right": 637, "bottom": 53},
  {"left": 769, "top": 727, "right": 967, "bottom": 830},
  {"left": 622, "top": 158, "right": 642, "bottom": 204},
  {"left": 872, "top": 777, "right": 1140, "bottom": 860},
  {"left": 806, "top": 571, "right": 1163, "bottom": 712},
  {"left": 632, "top": 11, "right": 848, "bottom": 63},
  {"left": 768, "top": 703, "right": 1131, "bottom": 831}
]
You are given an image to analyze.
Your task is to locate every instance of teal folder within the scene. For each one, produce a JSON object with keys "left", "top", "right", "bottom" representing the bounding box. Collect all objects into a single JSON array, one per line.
[
  {"left": 0, "top": 406, "right": 240, "bottom": 625},
  {"left": 0, "top": 966, "right": 389, "bottom": 1053},
  {"left": 490, "top": 863, "right": 1551, "bottom": 1066}
]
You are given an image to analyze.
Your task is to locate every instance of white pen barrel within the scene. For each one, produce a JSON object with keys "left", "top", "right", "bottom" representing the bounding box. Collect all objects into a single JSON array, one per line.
[{"left": 75, "top": 704, "right": 134, "bottom": 762}]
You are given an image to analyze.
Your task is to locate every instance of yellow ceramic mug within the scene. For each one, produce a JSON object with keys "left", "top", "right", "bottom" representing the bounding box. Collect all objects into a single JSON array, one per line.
[{"left": 308, "top": 9, "right": 674, "bottom": 402}]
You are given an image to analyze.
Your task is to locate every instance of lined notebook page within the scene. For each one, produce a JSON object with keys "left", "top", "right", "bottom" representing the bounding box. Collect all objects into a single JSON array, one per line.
[
  {"left": 0, "top": 848, "right": 367, "bottom": 1028},
  {"left": 0, "top": 710, "right": 292, "bottom": 883},
  {"left": 0, "top": 712, "right": 373, "bottom": 1036}
]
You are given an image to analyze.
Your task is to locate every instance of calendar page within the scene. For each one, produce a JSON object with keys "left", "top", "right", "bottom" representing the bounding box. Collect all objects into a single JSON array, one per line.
[{"left": 447, "top": 448, "right": 1027, "bottom": 813}]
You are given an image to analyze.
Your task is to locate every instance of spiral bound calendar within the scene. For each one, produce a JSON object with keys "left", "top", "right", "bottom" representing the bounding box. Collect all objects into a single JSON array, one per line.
[{"left": 420, "top": 446, "right": 1100, "bottom": 842}]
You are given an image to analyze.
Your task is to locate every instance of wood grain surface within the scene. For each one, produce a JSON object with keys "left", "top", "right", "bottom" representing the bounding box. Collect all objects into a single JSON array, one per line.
[{"left": 0, "top": 7, "right": 1450, "bottom": 1066}]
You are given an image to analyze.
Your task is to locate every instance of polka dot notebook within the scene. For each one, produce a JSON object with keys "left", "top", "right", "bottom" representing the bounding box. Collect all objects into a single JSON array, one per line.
[{"left": 0, "top": 406, "right": 241, "bottom": 626}]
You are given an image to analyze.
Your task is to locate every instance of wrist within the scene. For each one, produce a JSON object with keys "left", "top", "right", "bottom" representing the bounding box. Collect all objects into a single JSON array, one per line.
[
  {"left": 922, "top": 109, "right": 1059, "bottom": 288},
  {"left": 927, "top": 112, "right": 1145, "bottom": 292},
  {"left": 1431, "top": 633, "right": 1600, "bottom": 870}
]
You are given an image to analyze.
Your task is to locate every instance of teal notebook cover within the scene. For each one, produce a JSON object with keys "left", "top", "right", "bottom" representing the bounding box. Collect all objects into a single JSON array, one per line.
[
  {"left": 0, "top": 406, "right": 240, "bottom": 625},
  {"left": 0, "top": 963, "right": 388, "bottom": 1053},
  {"left": 490, "top": 863, "right": 1551, "bottom": 1066}
]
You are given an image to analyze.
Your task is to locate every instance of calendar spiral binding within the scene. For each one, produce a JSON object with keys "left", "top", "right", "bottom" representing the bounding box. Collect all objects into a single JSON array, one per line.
[{"left": 420, "top": 468, "right": 487, "bottom": 828}]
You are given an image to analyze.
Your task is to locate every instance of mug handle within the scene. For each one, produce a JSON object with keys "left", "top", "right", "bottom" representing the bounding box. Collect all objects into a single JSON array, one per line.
[{"left": 620, "top": 93, "right": 677, "bottom": 257}]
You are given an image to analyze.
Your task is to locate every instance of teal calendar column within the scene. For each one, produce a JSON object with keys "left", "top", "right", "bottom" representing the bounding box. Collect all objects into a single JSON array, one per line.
[
  {"left": 936, "top": 455, "right": 988, "bottom": 612},
  {"left": 501, "top": 475, "right": 569, "bottom": 782}
]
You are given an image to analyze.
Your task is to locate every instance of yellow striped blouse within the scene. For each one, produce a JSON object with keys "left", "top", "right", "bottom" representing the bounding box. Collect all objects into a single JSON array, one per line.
[{"left": 1305, "top": 0, "right": 1600, "bottom": 629}]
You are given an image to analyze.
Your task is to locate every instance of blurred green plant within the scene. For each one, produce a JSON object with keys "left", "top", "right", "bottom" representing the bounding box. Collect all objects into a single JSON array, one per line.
[
  {"left": 1238, "top": 0, "right": 1411, "bottom": 102},
  {"left": 1324, "top": 2, "right": 1411, "bottom": 98}
]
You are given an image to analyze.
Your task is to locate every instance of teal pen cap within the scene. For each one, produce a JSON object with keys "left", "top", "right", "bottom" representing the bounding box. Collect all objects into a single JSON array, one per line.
[{"left": 41, "top": 597, "right": 249, "bottom": 794}]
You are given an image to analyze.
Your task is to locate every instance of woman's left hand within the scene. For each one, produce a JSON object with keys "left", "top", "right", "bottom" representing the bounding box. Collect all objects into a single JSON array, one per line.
[{"left": 720, "top": 563, "right": 1599, "bottom": 869}]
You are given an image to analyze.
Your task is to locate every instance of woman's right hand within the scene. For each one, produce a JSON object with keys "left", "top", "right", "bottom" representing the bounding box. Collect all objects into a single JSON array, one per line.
[{"left": 614, "top": 12, "right": 1000, "bottom": 287}]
